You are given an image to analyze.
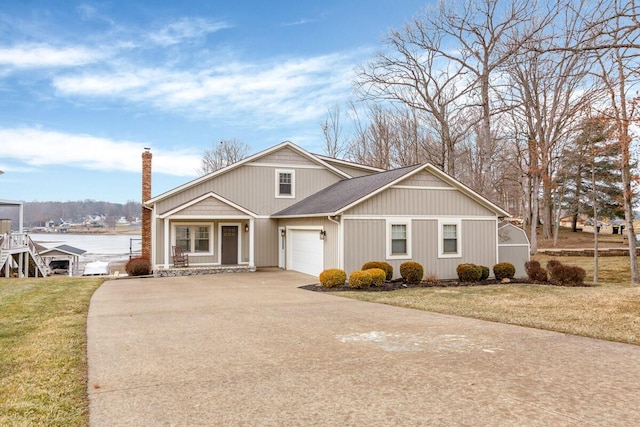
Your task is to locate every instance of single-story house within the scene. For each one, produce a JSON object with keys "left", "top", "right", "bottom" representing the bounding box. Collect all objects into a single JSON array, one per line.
[{"left": 144, "top": 141, "right": 523, "bottom": 279}]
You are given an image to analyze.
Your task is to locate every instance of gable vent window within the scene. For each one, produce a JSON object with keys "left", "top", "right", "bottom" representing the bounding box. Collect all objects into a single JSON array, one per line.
[{"left": 275, "top": 170, "right": 295, "bottom": 198}]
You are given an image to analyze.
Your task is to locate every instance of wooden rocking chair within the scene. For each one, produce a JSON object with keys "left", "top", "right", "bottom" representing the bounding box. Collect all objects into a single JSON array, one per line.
[{"left": 172, "top": 245, "right": 189, "bottom": 267}]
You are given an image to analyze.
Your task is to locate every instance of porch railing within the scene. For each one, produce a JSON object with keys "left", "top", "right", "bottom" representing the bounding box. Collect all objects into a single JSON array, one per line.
[{"left": 1, "top": 233, "right": 48, "bottom": 277}]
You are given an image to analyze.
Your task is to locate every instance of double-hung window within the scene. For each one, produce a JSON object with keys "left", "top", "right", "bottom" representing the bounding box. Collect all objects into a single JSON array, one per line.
[
  {"left": 387, "top": 219, "right": 411, "bottom": 259},
  {"left": 275, "top": 169, "right": 295, "bottom": 198},
  {"left": 174, "top": 224, "right": 213, "bottom": 254},
  {"left": 439, "top": 220, "right": 461, "bottom": 258}
]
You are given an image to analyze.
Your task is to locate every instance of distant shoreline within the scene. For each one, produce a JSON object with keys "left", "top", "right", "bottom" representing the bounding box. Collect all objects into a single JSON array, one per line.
[{"left": 28, "top": 227, "right": 141, "bottom": 236}]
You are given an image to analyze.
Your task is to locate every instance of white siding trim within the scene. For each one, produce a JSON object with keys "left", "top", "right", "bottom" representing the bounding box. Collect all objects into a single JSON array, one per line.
[
  {"left": 164, "top": 215, "right": 252, "bottom": 220},
  {"left": 391, "top": 185, "right": 456, "bottom": 191},
  {"left": 343, "top": 215, "right": 497, "bottom": 221},
  {"left": 275, "top": 169, "right": 296, "bottom": 199},
  {"left": 159, "top": 192, "right": 257, "bottom": 219},
  {"left": 163, "top": 218, "right": 169, "bottom": 268},
  {"left": 248, "top": 162, "right": 325, "bottom": 170},
  {"left": 315, "top": 155, "right": 385, "bottom": 173},
  {"left": 385, "top": 218, "right": 412, "bottom": 260},
  {"left": 498, "top": 243, "right": 530, "bottom": 247},
  {"left": 438, "top": 219, "right": 462, "bottom": 259}
]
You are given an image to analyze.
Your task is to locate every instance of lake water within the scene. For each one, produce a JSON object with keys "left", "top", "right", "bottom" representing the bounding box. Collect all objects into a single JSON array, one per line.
[{"left": 30, "top": 233, "right": 142, "bottom": 263}]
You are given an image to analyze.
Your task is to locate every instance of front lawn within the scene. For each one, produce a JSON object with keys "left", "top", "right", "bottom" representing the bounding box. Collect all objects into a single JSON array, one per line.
[
  {"left": 332, "top": 255, "right": 640, "bottom": 345},
  {"left": 0, "top": 277, "right": 103, "bottom": 426}
]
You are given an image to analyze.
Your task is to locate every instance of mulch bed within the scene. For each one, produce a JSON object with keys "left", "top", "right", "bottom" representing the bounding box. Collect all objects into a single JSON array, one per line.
[
  {"left": 300, "top": 278, "right": 536, "bottom": 292},
  {"left": 300, "top": 279, "right": 593, "bottom": 292}
]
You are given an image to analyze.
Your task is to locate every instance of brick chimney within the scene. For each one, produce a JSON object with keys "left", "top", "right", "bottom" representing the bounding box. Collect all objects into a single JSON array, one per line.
[{"left": 141, "top": 148, "right": 152, "bottom": 259}]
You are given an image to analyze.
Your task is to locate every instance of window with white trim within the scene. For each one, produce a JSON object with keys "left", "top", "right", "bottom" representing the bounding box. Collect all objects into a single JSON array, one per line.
[
  {"left": 386, "top": 219, "right": 411, "bottom": 259},
  {"left": 275, "top": 169, "right": 295, "bottom": 198},
  {"left": 439, "top": 220, "right": 461, "bottom": 258},
  {"left": 173, "top": 224, "right": 213, "bottom": 254}
]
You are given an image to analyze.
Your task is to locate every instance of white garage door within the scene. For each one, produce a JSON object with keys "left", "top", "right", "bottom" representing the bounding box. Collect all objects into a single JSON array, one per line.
[{"left": 287, "top": 229, "right": 324, "bottom": 277}]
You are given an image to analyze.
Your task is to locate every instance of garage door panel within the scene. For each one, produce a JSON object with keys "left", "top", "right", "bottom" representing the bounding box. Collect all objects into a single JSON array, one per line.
[{"left": 288, "top": 229, "right": 323, "bottom": 277}]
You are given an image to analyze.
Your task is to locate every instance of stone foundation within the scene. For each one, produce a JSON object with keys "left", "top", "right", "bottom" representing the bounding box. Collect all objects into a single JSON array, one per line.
[{"left": 154, "top": 265, "right": 256, "bottom": 277}]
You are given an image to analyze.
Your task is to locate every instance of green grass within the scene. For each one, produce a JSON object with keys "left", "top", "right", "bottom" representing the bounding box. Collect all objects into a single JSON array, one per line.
[
  {"left": 333, "top": 256, "right": 640, "bottom": 345},
  {"left": 0, "top": 277, "right": 103, "bottom": 427}
]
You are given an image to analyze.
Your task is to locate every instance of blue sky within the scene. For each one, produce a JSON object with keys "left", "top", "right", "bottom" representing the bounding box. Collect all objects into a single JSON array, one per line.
[{"left": 0, "top": 0, "right": 430, "bottom": 203}]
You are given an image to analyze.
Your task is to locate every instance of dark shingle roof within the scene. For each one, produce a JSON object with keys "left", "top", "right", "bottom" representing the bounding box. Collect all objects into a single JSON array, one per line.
[
  {"left": 40, "top": 244, "right": 87, "bottom": 256},
  {"left": 273, "top": 164, "right": 424, "bottom": 217}
]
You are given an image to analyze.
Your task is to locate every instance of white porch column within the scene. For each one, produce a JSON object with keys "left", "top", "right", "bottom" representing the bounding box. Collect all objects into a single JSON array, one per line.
[
  {"left": 249, "top": 218, "right": 255, "bottom": 268},
  {"left": 20, "top": 252, "right": 25, "bottom": 277},
  {"left": 164, "top": 219, "right": 170, "bottom": 268}
]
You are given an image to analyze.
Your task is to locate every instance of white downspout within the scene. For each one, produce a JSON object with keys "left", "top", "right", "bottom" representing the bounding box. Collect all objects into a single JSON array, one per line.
[{"left": 249, "top": 218, "right": 255, "bottom": 270}]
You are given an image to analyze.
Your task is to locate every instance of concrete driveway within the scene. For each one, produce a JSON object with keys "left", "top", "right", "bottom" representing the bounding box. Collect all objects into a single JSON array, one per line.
[{"left": 88, "top": 269, "right": 640, "bottom": 426}]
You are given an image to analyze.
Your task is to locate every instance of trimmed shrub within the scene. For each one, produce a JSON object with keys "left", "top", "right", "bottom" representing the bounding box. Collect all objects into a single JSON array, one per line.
[
  {"left": 349, "top": 270, "right": 373, "bottom": 289},
  {"left": 400, "top": 261, "right": 424, "bottom": 284},
  {"left": 368, "top": 268, "right": 387, "bottom": 286},
  {"left": 362, "top": 261, "right": 393, "bottom": 281},
  {"left": 456, "top": 263, "right": 482, "bottom": 282},
  {"left": 525, "top": 260, "right": 547, "bottom": 282},
  {"left": 125, "top": 257, "right": 151, "bottom": 276},
  {"left": 547, "top": 262, "right": 586, "bottom": 286},
  {"left": 546, "top": 259, "right": 562, "bottom": 272},
  {"left": 493, "top": 262, "right": 516, "bottom": 280},
  {"left": 319, "top": 268, "right": 346, "bottom": 288},
  {"left": 480, "top": 265, "right": 490, "bottom": 281}
]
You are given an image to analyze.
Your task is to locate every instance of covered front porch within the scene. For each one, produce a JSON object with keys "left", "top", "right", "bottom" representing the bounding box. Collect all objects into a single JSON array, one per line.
[{"left": 153, "top": 192, "right": 256, "bottom": 271}]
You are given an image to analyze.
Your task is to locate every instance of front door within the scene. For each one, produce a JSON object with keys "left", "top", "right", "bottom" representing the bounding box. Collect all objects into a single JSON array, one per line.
[{"left": 221, "top": 226, "right": 238, "bottom": 265}]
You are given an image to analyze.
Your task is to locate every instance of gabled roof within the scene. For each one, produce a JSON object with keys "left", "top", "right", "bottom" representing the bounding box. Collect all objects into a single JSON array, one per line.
[
  {"left": 313, "top": 154, "right": 386, "bottom": 173},
  {"left": 273, "top": 164, "right": 423, "bottom": 217},
  {"left": 40, "top": 244, "right": 86, "bottom": 256},
  {"left": 159, "top": 192, "right": 257, "bottom": 218},
  {"left": 273, "top": 163, "right": 511, "bottom": 218},
  {"left": 145, "top": 141, "right": 351, "bottom": 205}
]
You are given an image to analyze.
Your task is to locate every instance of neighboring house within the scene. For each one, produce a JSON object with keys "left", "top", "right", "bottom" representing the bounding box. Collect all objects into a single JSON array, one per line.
[{"left": 144, "top": 141, "right": 518, "bottom": 279}]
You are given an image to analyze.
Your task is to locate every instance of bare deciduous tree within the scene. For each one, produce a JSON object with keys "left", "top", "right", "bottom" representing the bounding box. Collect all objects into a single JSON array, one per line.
[
  {"left": 589, "top": 0, "right": 640, "bottom": 284},
  {"left": 321, "top": 104, "right": 347, "bottom": 158},
  {"left": 503, "top": 1, "right": 599, "bottom": 252},
  {"left": 198, "top": 139, "right": 250, "bottom": 175}
]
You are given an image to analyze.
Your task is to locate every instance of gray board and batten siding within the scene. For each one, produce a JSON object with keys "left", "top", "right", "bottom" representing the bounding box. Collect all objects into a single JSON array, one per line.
[
  {"left": 342, "top": 218, "right": 498, "bottom": 280},
  {"left": 155, "top": 147, "right": 345, "bottom": 216}
]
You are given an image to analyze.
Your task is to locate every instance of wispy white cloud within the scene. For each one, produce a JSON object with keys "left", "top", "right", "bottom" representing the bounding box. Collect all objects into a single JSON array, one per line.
[
  {"left": 52, "top": 52, "right": 356, "bottom": 124},
  {"left": 281, "top": 18, "right": 318, "bottom": 27},
  {"left": 147, "top": 17, "right": 232, "bottom": 46},
  {"left": 0, "top": 127, "right": 200, "bottom": 176},
  {"left": 0, "top": 43, "right": 106, "bottom": 68}
]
